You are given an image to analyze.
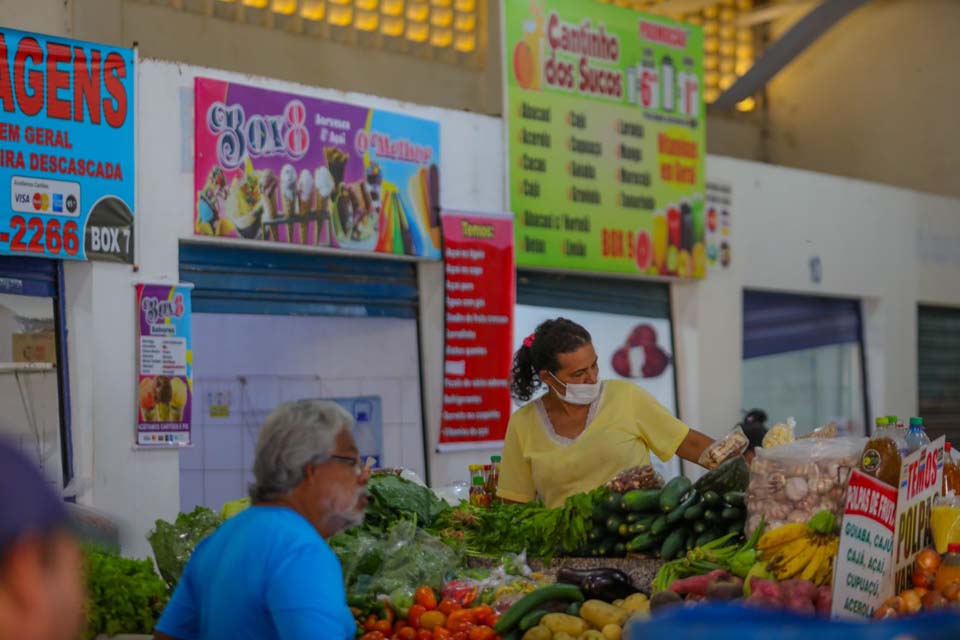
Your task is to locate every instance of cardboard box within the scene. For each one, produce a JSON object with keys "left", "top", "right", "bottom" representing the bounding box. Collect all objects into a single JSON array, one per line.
[{"left": 12, "top": 332, "right": 57, "bottom": 364}]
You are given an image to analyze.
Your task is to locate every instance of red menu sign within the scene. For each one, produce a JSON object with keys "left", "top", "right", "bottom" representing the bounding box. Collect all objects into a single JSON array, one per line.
[{"left": 439, "top": 211, "right": 515, "bottom": 451}]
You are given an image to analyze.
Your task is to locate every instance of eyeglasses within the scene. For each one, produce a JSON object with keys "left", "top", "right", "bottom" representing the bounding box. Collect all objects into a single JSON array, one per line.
[{"left": 330, "top": 454, "right": 365, "bottom": 476}]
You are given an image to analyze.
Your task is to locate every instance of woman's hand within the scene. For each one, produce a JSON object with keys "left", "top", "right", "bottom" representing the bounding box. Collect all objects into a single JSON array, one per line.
[{"left": 675, "top": 429, "right": 715, "bottom": 465}]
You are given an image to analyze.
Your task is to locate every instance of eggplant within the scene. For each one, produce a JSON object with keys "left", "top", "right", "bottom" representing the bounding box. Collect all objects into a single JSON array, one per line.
[
  {"left": 581, "top": 573, "right": 638, "bottom": 602},
  {"left": 556, "top": 567, "right": 632, "bottom": 588}
]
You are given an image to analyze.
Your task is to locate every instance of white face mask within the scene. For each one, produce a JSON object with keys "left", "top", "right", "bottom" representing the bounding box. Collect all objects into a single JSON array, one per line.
[{"left": 549, "top": 372, "right": 601, "bottom": 405}]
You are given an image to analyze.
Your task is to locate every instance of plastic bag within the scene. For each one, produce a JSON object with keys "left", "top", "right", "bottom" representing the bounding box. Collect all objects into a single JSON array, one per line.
[
  {"left": 699, "top": 426, "right": 750, "bottom": 470},
  {"left": 434, "top": 481, "right": 470, "bottom": 506},
  {"left": 762, "top": 418, "right": 796, "bottom": 449},
  {"left": 607, "top": 465, "right": 664, "bottom": 492},
  {"left": 801, "top": 422, "right": 840, "bottom": 439},
  {"left": 746, "top": 437, "right": 866, "bottom": 536},
  {"left": 368, "top": 520, "right": 461, "bottom": 595}
]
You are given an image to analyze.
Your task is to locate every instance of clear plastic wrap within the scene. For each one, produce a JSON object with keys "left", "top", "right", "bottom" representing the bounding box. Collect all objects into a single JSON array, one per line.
[
  {"left": 699, "top": 426, "right": 750, "bottom": 469},
  {"left": 606, "top": 465, "right": 665, "bottom": 492},
  {"left": 745, "top": 438, "right": 866, "bottom": 536},
  {"left": 366, "top": 520, "right": 461, "bottom": 596}
]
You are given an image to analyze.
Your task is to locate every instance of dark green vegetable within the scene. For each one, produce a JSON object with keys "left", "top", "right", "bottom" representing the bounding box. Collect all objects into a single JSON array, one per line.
[
  {"left": 493, "top": 583, "right": 584, "bottom": 633},
  {"left": 727, "top": 522, "right": 744, "bottom": 536},
  {"left": 631, "top": 514, "right": 658, "bottom": 534},
  {"left": 702, "top": 490, "right": 722, "bottom": 507},
  {"left": 659, "top": 476, "right": 693, "bottom": 513},
  {"left": 621, "top": 488, "right": 661, "bottom": 512},
  {"left": 605, "top": 492, "right": 624, "bottom": 512},
  {"left": 684, "top": 504, "right": 705, "bottom": 522},
  {"left": 692, "top": 520, "right": 707, "bottom": 534},
  {"left": 666, "top": 491, "right": 701, "bottom": 525},
  {"left": 567, "top": 601, "right": 582, "bottom": 616},
  {"left": 613, "top": 542, "right": 626, "bottom": 556},
  {"left": 721, "top": 506, "right": 743, "bottom": 521},
  {"left": 703, "top": 509, "right": 719, "bottom": 523},
  {"left": 625, "top": 512, "right": 641, "bottom": 523},
  {"left": 519, "top": 609, "right": 550, "bottom": 631},
  {"left": 84, "top": 546, "right": 169, "bottom": 640},
  {"left": 660, "top": 526, "right": 688, "bottom": 561},
  {"left": 723, "top": 491, "right": 746, "bottom": 507},
  {"left": 685, "top": 530, "right": 698, "bottom": 552},
  {"left": 695, "top": 529, "right": 723, "bottom": 547},
  {"left": 694, "top": 456, "right": 750, "bottom": 495},
  {"left": 626, "top": 532, "right": 658, "bottom": 553},
  {"left": 650, "top": 514, "right": 670, "bottom": 536},
  {"left": 606, "top": 515, "right": 624, "bottom": 534}
]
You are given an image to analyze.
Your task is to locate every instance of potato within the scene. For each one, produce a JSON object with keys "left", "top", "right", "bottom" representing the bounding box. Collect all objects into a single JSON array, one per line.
[
  {"left": 613, "top": 599, "right": 624, "bottom": 608},
  {"left": 542, "top": 613, "right": 590, "bottom": 636},
  {"left": 579, "top": 631, "right": 606, "bottom": 640},
  {"left": 522, "top": 626, "right": 552, "bottom": 640},
  {"left": 602, "top": 624, "right": 622, "bottom": 640},
  {"left": 554, "top": 634, "right": 577, "bottom": 640},
  {"left": 620, "top": 593, "right": 650, "bottom": 613},
  {"left": 579, "top": 600, "right": 629, "bottom": 629}
]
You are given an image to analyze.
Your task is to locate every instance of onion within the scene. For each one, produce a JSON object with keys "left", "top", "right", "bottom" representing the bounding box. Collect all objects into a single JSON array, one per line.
[{"left": 916, "top": 548, "right": 942, "bottom": 572}]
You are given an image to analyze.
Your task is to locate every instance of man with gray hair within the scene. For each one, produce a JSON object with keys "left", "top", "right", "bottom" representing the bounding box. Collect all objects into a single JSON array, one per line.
[{"left": 154, "top": 400, "right": 369, "bottom": 640}]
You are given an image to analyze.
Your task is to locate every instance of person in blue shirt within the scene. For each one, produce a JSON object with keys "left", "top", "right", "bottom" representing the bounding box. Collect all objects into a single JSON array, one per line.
[{"left": 154, "top": 400, "right": 371, "bottom": 640}]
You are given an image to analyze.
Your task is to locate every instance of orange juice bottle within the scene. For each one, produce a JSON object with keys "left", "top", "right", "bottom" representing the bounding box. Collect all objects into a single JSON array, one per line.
[{"left": 934, "top": 544, "right": 960, "bottom": 591}]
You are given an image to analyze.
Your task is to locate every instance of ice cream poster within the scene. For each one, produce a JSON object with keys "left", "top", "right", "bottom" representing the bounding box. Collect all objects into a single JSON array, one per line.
[
  {"left": 136, "top": 284, "right": 193, "bottom": 447},
  {"left": 193, "top": 77, "right": 442, "bottom": 258}
]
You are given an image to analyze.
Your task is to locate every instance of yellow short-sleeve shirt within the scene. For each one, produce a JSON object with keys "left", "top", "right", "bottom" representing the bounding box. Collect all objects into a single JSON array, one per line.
[{"left": 497, "top": 380, "right": 689, "bottom": 508}]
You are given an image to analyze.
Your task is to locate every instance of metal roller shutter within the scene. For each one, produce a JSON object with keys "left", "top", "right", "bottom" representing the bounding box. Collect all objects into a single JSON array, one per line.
[
  {"left": 516, "top": 270, "right": 671, "bottom": 318},
  {"left": 918, "top": 305, "right": 960, "bottom": 444}
]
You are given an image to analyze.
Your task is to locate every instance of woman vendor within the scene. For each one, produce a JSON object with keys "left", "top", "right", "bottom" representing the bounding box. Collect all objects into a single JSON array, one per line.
[{"left": 497, "top": 318, "right": 716, "bottom": 508}]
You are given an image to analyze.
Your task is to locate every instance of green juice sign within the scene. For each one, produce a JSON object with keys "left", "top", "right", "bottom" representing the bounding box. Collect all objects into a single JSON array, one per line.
[{"left": 504, "top": 0, "right": 706, "bottom": 277}]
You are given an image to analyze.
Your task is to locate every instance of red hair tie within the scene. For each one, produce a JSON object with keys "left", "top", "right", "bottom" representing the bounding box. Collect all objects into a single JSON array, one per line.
[{"left": 523, "top": 333, "right": 535, "bottom": 348}]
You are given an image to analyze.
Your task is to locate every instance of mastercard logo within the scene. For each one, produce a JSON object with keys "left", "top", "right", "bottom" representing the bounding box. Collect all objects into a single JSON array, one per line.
[{"left": 31, "top": 193, "right": 50, "bottom": 212}]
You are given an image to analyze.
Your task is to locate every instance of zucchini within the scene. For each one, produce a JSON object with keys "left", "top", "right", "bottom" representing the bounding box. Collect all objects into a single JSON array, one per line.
[
  {"left": 650, "top": 514, "right": 670, "bottom": 537},
  {"left": 684, "top": 503, "right": 705, "bottom": 522},
  {"left": 492, "top": 583, "right": 584, "bottom": 633},
  {"left": 721, "top": 506, "right": 743, "bottom": 521},
  {"left": 695, "top": 530, "right": 721, "bottom": 548},
  {"left": 666, "top": 491, "right": 701, "bottom": 525},
  {"left": 702, "top": 490, "right": 722, "bottom": 507},
  {"left": 606, "top": 515, "right": 624, "bottom": 534},
  {"left": 723, "top": 491, "right": 746, "bottom": 507},
  {"left": 692, "top": 520, "right": 707, "bottom": 534},
  {"left": 617, "top": 523, "right": 632, "bottom": 538},
  {"left": 625, "top": 512, "right": 641, "bottom": 524},
  {"left": 588, "top": 529, "right": 602, "bottom": 542},
  {"left": 685, "top": 529, "right": 698, "bottom": 552},
  {"left": 605, "top": 492, "right": 623, "bottom": 512},
  {"left": 621, "top": 488, "right": 662, "bottom": 513},
  {"left": 613, "top": 542, "right": 626, "bottom": 557},
  {"left": 519, "top": 609, "right": 549, "bottom": 631},
  {"left": 703, "top": 509, "right": 719, "bottom": 523},
  {"left": 625, "top": 532, "right": 658, "bottom": 553},
  {"left": 597, "top": 540, "right": 613, "bottom": 557},
  {"left": 659, "top": 476, "right": 693, "bottom": 513},
  {"left": 660, "top": 526, "right": 688, "bottom": 561},
  {"left": 632, "top": 514, "right": 657, "bottom": 533}
]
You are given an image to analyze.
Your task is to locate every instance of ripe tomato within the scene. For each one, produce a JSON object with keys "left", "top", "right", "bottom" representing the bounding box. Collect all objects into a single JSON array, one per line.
[
  {"left": 408, "top": 605, "right": 427, "bottom": 629},
  {"left": 437, "top": 599, "right": 462, "bottom": 616},
  {"left": 415, "top": 586, "right": 438, "bottom": 610},
  {"left": 469, "top": 626, "right": 497, "bottom": 640},
  {"left": 419, "top": 611, "right": 447, "bottom": 631},
  {"left": 450, "top": 632, "right": 468, "bottom": 640},
  {"left": 397, "top": 628, "right": 417, "bottom": 640},
  {"left": 375, "top": 620, "right": 393, "bottom": 634},
  {"left": 432, "top": 629, "right": 452, "bottom": 640},
  {"left": 365, "top": 615, "right": 379, "bottom": 631},
  {"left": 359, "top": 633, "right": 385, "bottom": 640},
  {"left": 445, "top": 609, "right": 475, "bottom": 631},
  {"left": 416, "top": 631, "right": 433, "bottom": 640},
  {"left": 471, "top": 606, "right": 495, "bottom": 627}
]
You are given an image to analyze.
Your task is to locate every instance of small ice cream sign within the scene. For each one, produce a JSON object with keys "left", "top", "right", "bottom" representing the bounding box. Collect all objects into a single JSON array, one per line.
[
  {"left": 136, "top": 284, "right": 193, "bottom": 447},
  {"left": 611, "top": 323, "right": 671, "bottom": 379}
]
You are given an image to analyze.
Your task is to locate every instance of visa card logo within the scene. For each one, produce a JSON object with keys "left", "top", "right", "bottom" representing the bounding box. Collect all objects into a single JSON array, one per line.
[{"left": 14, "top": 193, "right": 29, "bottom": 204}]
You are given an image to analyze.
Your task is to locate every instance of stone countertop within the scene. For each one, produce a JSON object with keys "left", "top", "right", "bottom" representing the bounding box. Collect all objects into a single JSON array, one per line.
[{"left": 468, "top": 555, "right": 662, "bottom": 593}]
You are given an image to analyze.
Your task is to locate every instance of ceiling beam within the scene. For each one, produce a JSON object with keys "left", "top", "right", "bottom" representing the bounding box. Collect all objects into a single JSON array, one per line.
[{"left": 712, "top": 0, "right": 874, "bottom": 110}]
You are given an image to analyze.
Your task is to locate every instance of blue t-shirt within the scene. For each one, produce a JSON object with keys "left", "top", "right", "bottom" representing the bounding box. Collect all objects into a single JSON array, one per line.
[{"left": 156, "top": 506, "right": 356, "bottom": 640}]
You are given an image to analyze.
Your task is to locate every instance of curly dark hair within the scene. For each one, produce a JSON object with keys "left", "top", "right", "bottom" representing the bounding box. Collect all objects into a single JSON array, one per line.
[{"left": 511, "top": 318, "right": 592, "bottom": 402}]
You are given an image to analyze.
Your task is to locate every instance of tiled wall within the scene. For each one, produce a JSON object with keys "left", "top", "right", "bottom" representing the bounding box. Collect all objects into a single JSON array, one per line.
[{"left": 180, "top": 313, "right": 424, "bottom": 512}]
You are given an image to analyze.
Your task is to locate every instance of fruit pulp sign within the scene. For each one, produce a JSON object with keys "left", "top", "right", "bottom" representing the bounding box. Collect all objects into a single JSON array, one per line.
[
  {"left": 830, "top": 469, "right": 898, "bottom": 620},
  {"left": 0, "top": 28, "right": 136, "bottom": 263},
  {"left": 504, "top": 0, "right": 705, "bottom": 277},
  {"left": 892, "top": 437, "right": 945, "bottom": 593},
  {"left": 194, "top": 78, "right": 441, "bottom": 259},
  {"left": 136, "top": 284, "right": 193, "bottom": 447}
]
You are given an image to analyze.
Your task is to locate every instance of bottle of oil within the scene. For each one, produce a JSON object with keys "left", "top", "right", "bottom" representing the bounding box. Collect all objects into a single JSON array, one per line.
[
  {"left": 860, "top": 417, "right": 902, "bottom": 488},
  {"left": 944, "top": 442, "right": 960, "bottom": 496}
]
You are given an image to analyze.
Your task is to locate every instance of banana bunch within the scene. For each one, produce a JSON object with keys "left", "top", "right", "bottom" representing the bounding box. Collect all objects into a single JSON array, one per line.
[{"left": 757, "top": 511, "right": 839, "bottom": 586}]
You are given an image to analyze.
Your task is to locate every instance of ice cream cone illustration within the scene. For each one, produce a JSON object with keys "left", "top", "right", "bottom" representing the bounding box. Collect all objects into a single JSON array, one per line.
[
  {"left": 226, "top": 172, "right": 264, "bottom": 240},
  {"left": 196, "top": 166, "right": 228, "bottom": 235},
  {"left": 297, "top": 169, "right": 315, "bottom": 244},
  {"left": 259, "top": 169, "right": 280, "bottom": 241},
  {"left": 280, "top": 164, "right": 298, "bottom": 241},
  {"left": 315, "top": 167, "right": 335, "bottom": 247},
  {"left": 169, "top": 378, "right": 187, "bottom": 422},
  {"left": 139, "top": 377, "right": 157, "bottom": 422},
  {"left": 154, "top": 375, "right": 172, "bottom": 422}
]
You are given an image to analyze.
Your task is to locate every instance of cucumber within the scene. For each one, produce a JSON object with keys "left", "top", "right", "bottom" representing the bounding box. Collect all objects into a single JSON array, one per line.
[
  {"left": 666, "top": 491, "right": 701, "bottom": 525},
  {"left": 659, "top": 476, "right": 694, "bottom": 513},
  {"left": 723, "top": 491, "right": 746, "bottom": 507},
  {"left": 625, "top": 532, "right": 658, "bottom": 553},
  {"left": 618, "top": 523, "right": 632, "bottom": 538},
  {"left": 493, "top": 583, "right": 585, "bottom": 633},
  {"left": 606, "top": 515, "right": 624, "bottom": 534},
  {"left": 518, "top": 609, "right": 549, "bottom": 631},
  {"left": 703, "top": 509, "right": 719, "bottom": 523},
  {"left": 605, "top": 492, "right": 623, "bottom": 512},
  {"left": 613, "top": 542, "right": 626, "bottom": 557},
  {"left": 660, "top": 526, "right": 688, "bottom": 561},
  {"left": 694, "top": 456, "right": 749, "bottom": 495},
  {"left": 650, "top": 514, "right": 670, "bottom": 537},
  {"left": 695, "top": 530, "right": 721, "bottom": 548},
  {"left": 566, "top": 601, "right": 581, "bottom": 616},
  {"left": 702, "top": 490, "right": 722, "bottom": 507},
  {"left": 629, "top": 514, "right": 657, "bottom": 535},
  {"left": 588, "top": 529, "right": 602, "bottom": 542},
  {"left": 721, "top": 506, "right": 743, "bottom": 521},
  {"left": 685, "top": 529, "right": 698, "bottom": 552},
  {"left": 591, "top": 502, "right": 608, "bottom": 524},
  {"left": 621, "top": 488, "right": 662, "bottom": 513},
  {"left": 684, "top": 503, "right": 705, "bottom": 522},
  {"left": 625, "top": 512, "right": 641, "bottom": 524},
  {"left": 692, "top": 520, "right": 707, "bottom": 534}
]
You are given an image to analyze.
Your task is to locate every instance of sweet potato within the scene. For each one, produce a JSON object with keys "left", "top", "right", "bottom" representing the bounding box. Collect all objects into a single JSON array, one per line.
[
  {"left": 748, "top": 578, "right": 783, "bottom": 602},
  {"left": 669, "top": 569, "right": 730, "bottom": 596},
  {"left": 815, "top": 586, "right": 832, "bottom": 616},
  {"left": 780, "top": 579, "right": 817, "bottom": 603}
]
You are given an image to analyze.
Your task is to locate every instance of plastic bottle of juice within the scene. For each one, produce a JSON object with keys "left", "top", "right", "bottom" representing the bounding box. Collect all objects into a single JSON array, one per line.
[
  {"left": 860, "top": 417, "right": 902, "bottom": 487},
  {"left": 934, "top": 543, "right": 960, "bottom": 591},
  {"left": 905, "top": 416, "right": 931, "bottom": 453},
  {"left": 944, "top": 443, "right": 960, "bottom": 496}
]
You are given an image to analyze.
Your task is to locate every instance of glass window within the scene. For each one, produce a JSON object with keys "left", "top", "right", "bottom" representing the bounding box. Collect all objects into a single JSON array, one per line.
[{"left": 742, "top": 291, "right": 867, "bottom": 436}]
